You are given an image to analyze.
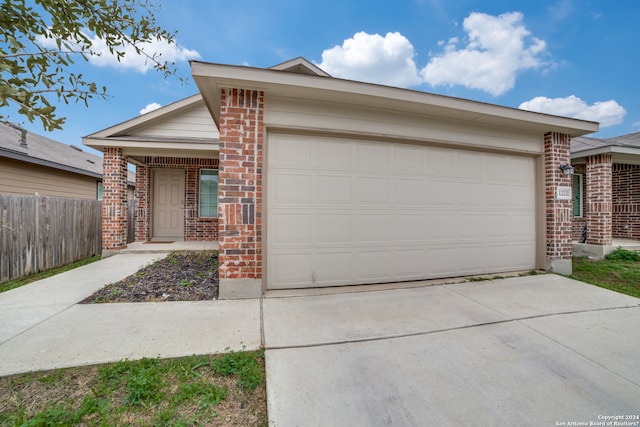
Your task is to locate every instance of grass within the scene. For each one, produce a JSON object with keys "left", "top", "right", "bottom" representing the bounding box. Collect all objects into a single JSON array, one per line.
[
  {"left": 0, "top": 255, "right": 101, "bottom": 294},
  {"left": 0, "top": 351, "right": 267, "bottom": 426},
  {"left": 571, "top": 248, "right": 640, "bottom": 298}
]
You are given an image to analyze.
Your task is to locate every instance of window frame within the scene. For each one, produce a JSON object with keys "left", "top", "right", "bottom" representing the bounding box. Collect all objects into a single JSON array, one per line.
[
  {"left": 199, "top": 169, "right": 219, "bottom": 218},
  {"left": 573, "top": 173, "right": 583, "bottom": 217},
  {"left": 97, "top": 181, "right": 103, "bottom": 201}
]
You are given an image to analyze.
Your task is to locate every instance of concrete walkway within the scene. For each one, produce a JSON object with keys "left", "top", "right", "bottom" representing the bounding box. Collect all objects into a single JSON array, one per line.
[
  {"left": 0, "top": 251, "right": 260, "bottom": 376},
  {"left": 263, "top": 275, "right": 640, "bottom": 426},
  {"left": 2, "top": 255, "right": 640, "bottom": 426}
]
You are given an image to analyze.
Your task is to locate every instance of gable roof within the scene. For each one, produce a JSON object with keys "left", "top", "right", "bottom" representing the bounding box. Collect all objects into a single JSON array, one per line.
[
  {"left": 192, "top": 57, "right": 598, "bottom": 138},
  {"left": 0, "top": 122, "right": 135, "bottom": 184},
  {"left": 269, "top": 57, "right": 331, "bottom": 77},
  {"left": 572, "top": 132, "right": 640, "bottom": 165},
  {"left": 0, "top": 121, "right": 103, "bottom": 178}
]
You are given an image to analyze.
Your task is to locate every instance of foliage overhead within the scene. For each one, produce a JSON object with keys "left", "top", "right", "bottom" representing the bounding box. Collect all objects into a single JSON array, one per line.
[{"left": 0, "top": 0, "right": 179, "bottom": 131}]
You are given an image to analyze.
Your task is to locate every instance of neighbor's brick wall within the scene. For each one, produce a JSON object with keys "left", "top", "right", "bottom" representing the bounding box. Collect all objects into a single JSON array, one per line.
[
  {"left": 135, "top": 157, "right": 219, "bottom": 242},
  {"left": 102, "top": 147, "right": 128, "bottom": 250},
  {"left": 586, "top": 153, "right": 612, "bottom": 245},
  {"left": 612, "top": 163, "right": 640, "bottom": 240},
  {"left": 572, "top": 164, "right": 587, "bottom": 241},
  {"left": 217, "top": 88, "right": 264, "bottom": 280},
  {"left": 545, "top": 132, "right": 573, "bottom": 263}
]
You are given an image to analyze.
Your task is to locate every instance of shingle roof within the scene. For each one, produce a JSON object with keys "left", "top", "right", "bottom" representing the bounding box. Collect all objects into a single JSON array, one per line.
[
  {"left": 0, "top": 121, "right": 103, "bottom": 177},
  {"left": 572, "top": 132, "right": 640, "bottom": 153}
]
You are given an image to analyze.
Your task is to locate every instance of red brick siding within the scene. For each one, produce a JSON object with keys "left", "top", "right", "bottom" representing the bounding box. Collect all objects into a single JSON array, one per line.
[
  {"left": 102, "top": 147, "right": 128, "bottom": 250},
  {"left": 586, "top": 154, "right": 612, "bottom": 245},
  {"left": 545, "top": 132, "right": 573, "bottom": 261},
  {"left": 135, "top": 157, "right": 219, "bottom": 241},
  {"left": 217, "top": 88, "right": 264, "bottom": 280},
  {"left": 612, "top": 163, "right": 640, "bottom": 239}
]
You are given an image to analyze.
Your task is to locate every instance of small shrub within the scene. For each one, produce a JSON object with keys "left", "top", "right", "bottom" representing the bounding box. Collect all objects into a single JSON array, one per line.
[{"left": 605, "top": 248, "right": 640, "bottom": 262}]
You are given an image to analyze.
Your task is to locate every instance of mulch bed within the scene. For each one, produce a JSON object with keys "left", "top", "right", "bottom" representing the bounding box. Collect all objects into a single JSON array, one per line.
[{"left": 81, "top": 251, "right": 219, "bottom": 303}]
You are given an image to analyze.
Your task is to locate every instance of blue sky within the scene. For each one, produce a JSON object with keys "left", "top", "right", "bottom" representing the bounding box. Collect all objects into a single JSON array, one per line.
[{"left": 9, "top": 0, "right": 640, "bottom": 156}]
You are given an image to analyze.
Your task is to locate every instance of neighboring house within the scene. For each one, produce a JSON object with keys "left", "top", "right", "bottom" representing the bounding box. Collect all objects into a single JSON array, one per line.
[
  {"left": 571, "top": 132, "right": 640, "bottom": 257},
  {"left": 84, "top": 57, "right": 598, "bottom": 299},
  {"left": 0, "top": 121, "right": 134, "bottom": 199}
]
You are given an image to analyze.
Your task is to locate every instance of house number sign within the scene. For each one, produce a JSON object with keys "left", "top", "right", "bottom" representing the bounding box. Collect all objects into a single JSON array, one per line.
[{"left": 556, "top": 186, "right": 572, "bottom": 200}]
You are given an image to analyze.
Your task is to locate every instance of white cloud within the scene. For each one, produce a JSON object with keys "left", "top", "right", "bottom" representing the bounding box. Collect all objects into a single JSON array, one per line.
[
  {"left": 317, "top": 31, "right": 422, "bottom": 87},
  {"left": 421, "top": 12, "right": 548, "bottom": 96},
  {"left": 87, "top": 35, "right": 200, "bottom": 73},
  {"left": 633, "top": 121, "right": 640, "bottom": 127},
  {"left": 140, "top": 102, "right": 162, "bottom": 115},
  {"left": 519, "top": 95, "right": 626, "bottom": 127},
  {"left": 38, "top": 32, "right": 200, "bottom": 73}
]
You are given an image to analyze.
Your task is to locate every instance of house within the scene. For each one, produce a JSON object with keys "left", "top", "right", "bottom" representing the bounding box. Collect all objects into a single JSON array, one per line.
[
  {"left": 0, "top": 121, "right": 134, "bottom": 199},
  {"left": 84, "top": 57, "right": 598, "bottom": 298},
  {"left": 571, "top": 132, "right": 640, "bottom": 257}
]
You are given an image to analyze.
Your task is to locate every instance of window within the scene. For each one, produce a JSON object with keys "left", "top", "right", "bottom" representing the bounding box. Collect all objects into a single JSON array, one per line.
[
  {"left": 199, "top": 169, "right": 218, "bottom": 217},
  {"left": 573, "top": 173, "right": 583, "bottom": 217},
  {"left": 97, "top": 181, "right": 103, "bottom": 200}
]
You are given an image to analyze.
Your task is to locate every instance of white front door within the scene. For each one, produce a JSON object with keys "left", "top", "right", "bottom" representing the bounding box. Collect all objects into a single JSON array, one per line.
[
  {"left": 266, "top": 133, "right": 537, "bottom": 289},
  {"left": 152, "top": 169, "right": 185, "bottom": 240}
]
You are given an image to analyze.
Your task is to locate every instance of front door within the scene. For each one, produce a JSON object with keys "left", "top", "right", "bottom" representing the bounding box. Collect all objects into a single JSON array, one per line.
[{"left": 152, "top": 169, "right": 185, "bottom": 240}]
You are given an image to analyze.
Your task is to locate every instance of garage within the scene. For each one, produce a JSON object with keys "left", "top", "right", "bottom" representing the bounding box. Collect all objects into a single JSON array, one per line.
[
  {"left": 191, "top": 57, "right": 598, "bottom": 298},
  {"left": 267, "top": 133, "right": 536, "bottom": 289}
]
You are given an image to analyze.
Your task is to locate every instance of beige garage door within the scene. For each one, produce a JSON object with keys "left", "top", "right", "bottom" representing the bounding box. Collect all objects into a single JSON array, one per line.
[{"left": 267, "top": 133, "right": 536, "bottom": 290}]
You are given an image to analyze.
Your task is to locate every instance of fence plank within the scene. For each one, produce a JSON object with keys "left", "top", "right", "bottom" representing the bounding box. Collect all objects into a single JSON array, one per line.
[{"left": 0, "top": 195, "right": 102, "bottom": 283}]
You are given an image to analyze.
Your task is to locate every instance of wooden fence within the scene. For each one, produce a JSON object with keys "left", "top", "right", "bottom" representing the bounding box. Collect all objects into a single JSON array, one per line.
[{"left": 0, "top": 195, "right": 102, "bottom": 283}]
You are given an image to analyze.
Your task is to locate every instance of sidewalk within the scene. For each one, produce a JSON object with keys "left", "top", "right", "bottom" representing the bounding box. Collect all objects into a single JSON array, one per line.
[{"left": 0, "top": 252, "right": 261, "bottom": 377}]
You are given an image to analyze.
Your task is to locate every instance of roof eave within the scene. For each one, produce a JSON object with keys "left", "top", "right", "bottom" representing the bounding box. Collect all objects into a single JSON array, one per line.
[{"left": 191, "top": 61, "right": 599, "bottom": 138}]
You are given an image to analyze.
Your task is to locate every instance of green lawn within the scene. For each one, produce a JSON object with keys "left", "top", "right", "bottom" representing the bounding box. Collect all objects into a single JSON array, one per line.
[
  {"left": 0, "top": 256, "right": 101, "bottom": 294},
  {"left": 0, "top": 352, "right": 267, "bottom": 426},
  {"left": 571, "top": 248, "right": 640, "bottom": 298}
]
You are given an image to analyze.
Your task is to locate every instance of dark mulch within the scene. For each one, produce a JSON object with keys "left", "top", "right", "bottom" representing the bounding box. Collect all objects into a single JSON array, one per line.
[{"left": 81, "top": 251, "right": 218, "bottom": 303}]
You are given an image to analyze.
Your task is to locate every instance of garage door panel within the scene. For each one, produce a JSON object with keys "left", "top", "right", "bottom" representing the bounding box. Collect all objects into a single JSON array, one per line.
[
  {"left": 314, "top": 252, "right": 353, "bottom": 285},
  {"left": 270, "top": 252, "right": 312, "bottom": 287},
  {"left": 356, "top": 142, "right": 390, "bottom": 171},
  {"left": 271, "top": 213, "right": 311, "bottom": 245},
  {"left": 315, "top": 138, "right": 352, "bottom": 170},
  {"left": 313, "top": 214, "right": 352, "bottom": 244},
  {"left": 392, "top": 214, "right": 425, "bottom": 241},
  {"left": 394, "top": 178, "right": 424, "bottom": 205},
  {"left": 356, "top": 176, "right": 389, "bottom": 205},
  {"left": 356, "top": 214, "right": 390, "bottom": 242},
  {"left": 354, "top": 251, "right": 390, "bottom": 281},
  {"left": 313, "top": 174, "right": 352, "bottom": 205},
  {"left": 392, "top": 249, "right": 426, "bottom": 279},
  {"left": 268, "top": 134, "right": 311, "bottom": 168},
  {"left": 267, "top": 134, "right": 536, "bottom": 289},
  {"left": 270, "top": 172, "right": 310, "bottom": 205},
  {"left": 392, "top": 144, "right": 425, "bottom": 174}
]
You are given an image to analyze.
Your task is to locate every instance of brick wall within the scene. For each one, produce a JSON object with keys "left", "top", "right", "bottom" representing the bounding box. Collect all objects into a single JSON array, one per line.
[
  {"left": 544, "top": 132, "right": 573, "bottom": 272},
  {"left": 102, "top": 147, "right": 128, "bottom": 250},
  {"left": 217, "top": 88, "right": 264, "bottom": 281},
  {"left": 586, "top": 154, "right": 612, "bottom": 245},
  {"left": 612, "top": 163, "right": 640, "bottom": 239},
  {"left": 135, "top": 157, "right": 219, "bottom": 241}
]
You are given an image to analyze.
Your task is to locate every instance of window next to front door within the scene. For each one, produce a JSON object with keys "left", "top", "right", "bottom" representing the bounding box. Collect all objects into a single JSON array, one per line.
[
  {"left": 199, "top": 169, "right": 218, "bottom": 217},
  {"left": 573, "top": 173, "right": 583, "bottom": 217}
]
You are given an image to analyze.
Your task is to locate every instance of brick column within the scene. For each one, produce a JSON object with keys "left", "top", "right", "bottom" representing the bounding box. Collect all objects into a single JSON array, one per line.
[
  {"left": 586, "top": 154, "right": 612, "bottom": 245},
  {"left": 135, "top": 165, "right": 150, "bottom": 242},
  {"left": 544, "top": 132, "right": 573, "bottom": 275},
  {"left": 217, "top": 88, "right": 264, "bottom": 298},
  {"left": 102, "top": 147, "right": 128, "bottom": 255}
]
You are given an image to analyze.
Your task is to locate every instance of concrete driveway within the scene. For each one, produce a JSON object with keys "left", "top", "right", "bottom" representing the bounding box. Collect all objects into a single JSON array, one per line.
[{"left": 263, "top": 275, "right": 640, "bottom": 426}]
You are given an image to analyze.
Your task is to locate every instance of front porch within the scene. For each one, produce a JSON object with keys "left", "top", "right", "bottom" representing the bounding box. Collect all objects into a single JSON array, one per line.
[{"left": 120, "top": 240, "right": 219, "bottom": 254}]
